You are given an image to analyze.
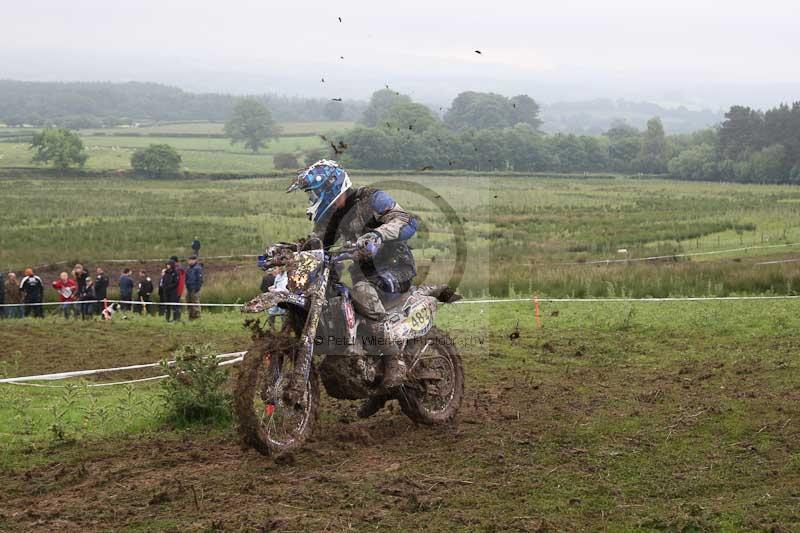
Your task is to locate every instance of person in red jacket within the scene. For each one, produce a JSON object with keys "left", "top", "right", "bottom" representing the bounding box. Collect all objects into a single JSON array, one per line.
[
  {"left": 169, "top": 256, "right": 186, "bottom": 322},
  {"left": 52, "top": 271, "right": 78, "bottom": 319}
]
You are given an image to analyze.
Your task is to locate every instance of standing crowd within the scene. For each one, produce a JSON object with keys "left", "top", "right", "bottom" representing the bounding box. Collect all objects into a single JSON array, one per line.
[{"left": 1, "top": 253, "right": 205, "bottom": 322}]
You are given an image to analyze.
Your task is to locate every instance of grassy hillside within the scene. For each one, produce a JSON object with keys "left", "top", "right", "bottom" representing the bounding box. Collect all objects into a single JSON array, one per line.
[{"left": 2, "top": 174, "right": 800, "bottom": 298}]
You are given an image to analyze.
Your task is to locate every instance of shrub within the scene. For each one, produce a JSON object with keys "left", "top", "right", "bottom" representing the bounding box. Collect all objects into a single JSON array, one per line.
[
  {"left": 273, "top": 152, "right": 300, "bottom": 169},
  {"left": 303, "top": 148, "right": 324, "bottom": 166},
  {"left": 131, "top": 143, "right": 182, "bottom": 178},
  {"left": 159, "top": 345, "right": 231, "bottom": 425}
]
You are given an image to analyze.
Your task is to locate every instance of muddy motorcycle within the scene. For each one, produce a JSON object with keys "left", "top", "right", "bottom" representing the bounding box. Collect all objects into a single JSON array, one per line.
[{"left": 235, "top": 245, "right": 464, "bottom": 455}]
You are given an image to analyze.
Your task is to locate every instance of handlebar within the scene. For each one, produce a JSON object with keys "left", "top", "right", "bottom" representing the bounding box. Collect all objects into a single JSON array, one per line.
[{"left": 258, "top": 243, "right": 362, "bottom": 270}]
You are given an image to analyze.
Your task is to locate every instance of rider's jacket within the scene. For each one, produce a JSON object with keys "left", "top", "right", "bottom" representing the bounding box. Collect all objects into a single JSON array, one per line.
[{"left": 310, "top": 187, "right": 417, "bottom": 291}]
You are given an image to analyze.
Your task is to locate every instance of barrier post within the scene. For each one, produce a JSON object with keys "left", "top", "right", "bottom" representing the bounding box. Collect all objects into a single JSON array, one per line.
[{"left": 534, "top": 295, "right": 541, "bottom": 328}]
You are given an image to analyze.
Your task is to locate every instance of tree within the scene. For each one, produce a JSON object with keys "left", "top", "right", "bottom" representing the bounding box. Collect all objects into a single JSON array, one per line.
[
  {"left": 224, "top": 99, "right": 277, "bottom": 153},
  {"left": 749, "top": 144, "right": 787, "bottom": 183},
  {"left": 30, "top": 128, "right": 88, "bottom": 169},
  {"left": 604, "top": 121, "right": 641, "bottom": 171},
  {"left": 323, "top": 100, "right": 344, "bottom": 121},
  {"left": 303, "top": 148, "right": 325, "bottom": 166},
  {"left": 130, "top": 144, "right": 182, "bottom": 177},
  {"left": 606, "top": 121, "right": 640, "bottom": 140},
  {"left": 273, "top": 153, "right": 300, "bottom": 169},
  {"left": 636, "top": 117, "right": 668, "bottom": 173},
  {"left": 380, "top": 102, "right": 439, "bottom": 134},
  {"left": 667, "top": 143, "right": 718, "bottom": 180},
  {"left": 444, "top": 92, "right": 514, "bottom": 130},
  {"left": 359, "top": 89, "right": 413, "bottom": 127},
  {"left": 718, "top": 106, "right": 765, "bottom": 161},
  {"left": 340, "top": 127, "right": 398, "bottom": 169},
  {"left": 509, "top": 95, "right": 542, "bottom": 130}
]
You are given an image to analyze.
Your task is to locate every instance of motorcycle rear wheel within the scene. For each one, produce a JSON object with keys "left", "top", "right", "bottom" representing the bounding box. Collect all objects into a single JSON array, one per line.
[
  {"left": 234, "top": 334, "right": 320, "bottom": 456},
  {"left": 398, "top": 327, "right": 464, "bottom": 425}
]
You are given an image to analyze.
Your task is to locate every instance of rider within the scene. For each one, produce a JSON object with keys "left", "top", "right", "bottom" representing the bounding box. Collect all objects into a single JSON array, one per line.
[{"left": 280, "top": 159, "right": 418, "bottom": 413}]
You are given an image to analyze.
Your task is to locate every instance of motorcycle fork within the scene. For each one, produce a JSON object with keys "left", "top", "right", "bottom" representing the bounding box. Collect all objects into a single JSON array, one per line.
[{"left": 291, "top": 264, "right": 330, "bottom": 388}]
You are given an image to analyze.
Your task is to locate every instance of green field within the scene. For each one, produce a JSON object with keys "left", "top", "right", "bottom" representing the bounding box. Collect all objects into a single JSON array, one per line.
[
  {"left": 0, "top": 121, "right": 346, "bottom": 173},
  {"left": 2, "top": 174, "right": 800, "bottom": 299},
  {"left": 0, "top": 135, "right": 322, "bottom": 173},
  {"left": 2, "top": 171, "right": 800, "bottom": 529}
]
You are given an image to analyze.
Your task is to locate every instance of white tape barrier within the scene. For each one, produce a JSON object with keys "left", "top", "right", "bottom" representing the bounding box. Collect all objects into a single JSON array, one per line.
[
  {"left": 5, "top": 294, "right": 800, "bottom": 310},
  {"left": 560, "top": 241, "right": 800, "bottom": 265},
  {"left": 0, "top": 299, "right": 242, "bottom": 308},
  {"left": 4, "top": 294, "right": 800, "bottom": 387},
  {"left": 0, "top": 351, "right": 246, "bottom": 384},
  {"left": 3, "top": 357, "right": 245, "bottom": 389},
  {"left": 454, "top": 295, "right": 800, "bottom": 304}
]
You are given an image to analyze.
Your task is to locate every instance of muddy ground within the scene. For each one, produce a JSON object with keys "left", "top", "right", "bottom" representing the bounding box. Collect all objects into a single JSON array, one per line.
[{"left": 2, "top": 330, "right": 799, "bottom": 531}]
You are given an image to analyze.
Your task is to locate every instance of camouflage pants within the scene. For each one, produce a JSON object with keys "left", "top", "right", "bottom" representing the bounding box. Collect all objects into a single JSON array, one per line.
[
  {"left": 350, "top": 280, "right": 386, "bottom": 322},
  {"left": 351, "top": 280, "right": 403, "bottom": 357}
]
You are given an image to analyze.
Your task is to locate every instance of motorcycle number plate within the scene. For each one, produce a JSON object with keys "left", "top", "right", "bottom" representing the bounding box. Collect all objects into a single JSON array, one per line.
[{"left": 407, "top": 304, "right": 432, "bottom": 334}]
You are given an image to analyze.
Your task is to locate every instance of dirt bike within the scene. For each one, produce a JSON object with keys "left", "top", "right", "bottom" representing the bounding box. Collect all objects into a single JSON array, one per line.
[{"left": 235, "top": 244, "right": 464, "bottom": 456}]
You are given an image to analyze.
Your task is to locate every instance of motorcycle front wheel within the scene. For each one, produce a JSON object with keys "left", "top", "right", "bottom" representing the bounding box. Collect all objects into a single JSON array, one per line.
[{"left": 234, "top": 334, "right": 320, "bottom": 456}]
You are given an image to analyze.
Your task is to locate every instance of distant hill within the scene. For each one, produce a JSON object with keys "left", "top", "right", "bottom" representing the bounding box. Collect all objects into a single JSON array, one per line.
[
  {"left": 0, "top": 80, "right": 366, "bottom": 127},
  {"left": 0, "top": 80, "right": 722, "bottom": 135},
  {"left": 541, "top": 99, "right": 722, "bottom": 134}
]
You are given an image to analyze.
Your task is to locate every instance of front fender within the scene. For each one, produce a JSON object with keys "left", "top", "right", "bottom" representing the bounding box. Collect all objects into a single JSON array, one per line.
[{"left": 241, "top": 291, "right": 308, "bottom": 313}]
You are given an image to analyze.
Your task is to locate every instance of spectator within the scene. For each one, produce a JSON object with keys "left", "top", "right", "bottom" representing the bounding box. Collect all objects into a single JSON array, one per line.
[
  {"left": 162, "top": 260, "right": 180, "bottom": 322},
  {"left": 52, "top": 271, "right": 78, "bottom": 319},
  {"left": 5, "top": 273, "right": 23, "bottom": 319},
  {"left": 136, "top": 270, "right": 154, "bottom": 314},
  {"left": 119, "top": 268, "right": 134, "bottom": 310},
  {"left": 170, "top": 255, "right": 186, "bottom": 302},
  {"left": 265, "top": 267, "right": 288, "bottom": 328},
  {"left": 191, "top": 237, "right": 201, "bottom": 257},
  {"left": 20, "top": 268, "right": 44, "bottom": 318},
  {"left": 158, "top": 268, "right": 167, "bottom": 317},
  {"left": 94, "top": 267, "right": 109, "bottom": 314},
  {"left": 260, "top": 271, "right": 276, "bottom": 293},
  {"left": 0, "top": 271, "right": 4, "bottom": 319},
  {"left": 73, "top": 264, "right": 88, "bottom": 294},
  {"left": 78, "top": 277, "right": 96, "bottom": 320},
  {"left": 185, "top": 255, "right": 204, "bottom": 320}
]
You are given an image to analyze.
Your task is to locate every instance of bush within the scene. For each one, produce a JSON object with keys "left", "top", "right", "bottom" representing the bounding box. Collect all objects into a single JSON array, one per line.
[
  {"left": 131, "top": 143, "right": 182, "bottom": 178},
  {"left": 159, "top": 345, "right": 231, "bottom": 425},
  {"left": 303, "top": 148, "right": 324, "bottom": 166},
  {"left": 273, "top": 152, "right": 300, "bottom": 169}
]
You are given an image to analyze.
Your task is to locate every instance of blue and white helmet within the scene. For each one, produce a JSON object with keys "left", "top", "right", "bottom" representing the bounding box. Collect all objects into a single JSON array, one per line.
[{"left": 287, "top": 159, "right": 352, "bottom": 222}]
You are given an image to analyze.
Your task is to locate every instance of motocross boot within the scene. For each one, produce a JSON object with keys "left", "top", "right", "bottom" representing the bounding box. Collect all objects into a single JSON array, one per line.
[
  {"left": 368, "top": 322, "right": 406, "bottom": 388},
  {"left": 357, "top": 394, "right": 390, "bottom": 418}
]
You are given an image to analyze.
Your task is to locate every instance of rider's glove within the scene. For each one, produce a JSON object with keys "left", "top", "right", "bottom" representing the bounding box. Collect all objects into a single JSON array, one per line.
[{"left": 356, "top": 232, "right": 383, "bottom": 258}]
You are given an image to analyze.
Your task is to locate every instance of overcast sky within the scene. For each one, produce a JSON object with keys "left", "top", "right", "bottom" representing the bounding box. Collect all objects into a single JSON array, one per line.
[{"left": 3, "top": 0, "right": 799, "bottom": 108}]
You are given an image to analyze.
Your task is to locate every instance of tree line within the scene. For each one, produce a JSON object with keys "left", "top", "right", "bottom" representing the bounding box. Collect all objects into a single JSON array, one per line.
[
  {"left": 329, "top": 90, "right": 800, "bottom": 183},
  {"left": 16, "top": 82, "right": 800, "bottom": 184},
  {"left": 0, "top": 80, "right": 365, "bottom": 126}
]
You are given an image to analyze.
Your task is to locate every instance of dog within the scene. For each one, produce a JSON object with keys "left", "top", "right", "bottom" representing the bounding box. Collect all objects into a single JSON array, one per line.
[{"left": 101, "top": 302, "right": 126, "bottom": 321}]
